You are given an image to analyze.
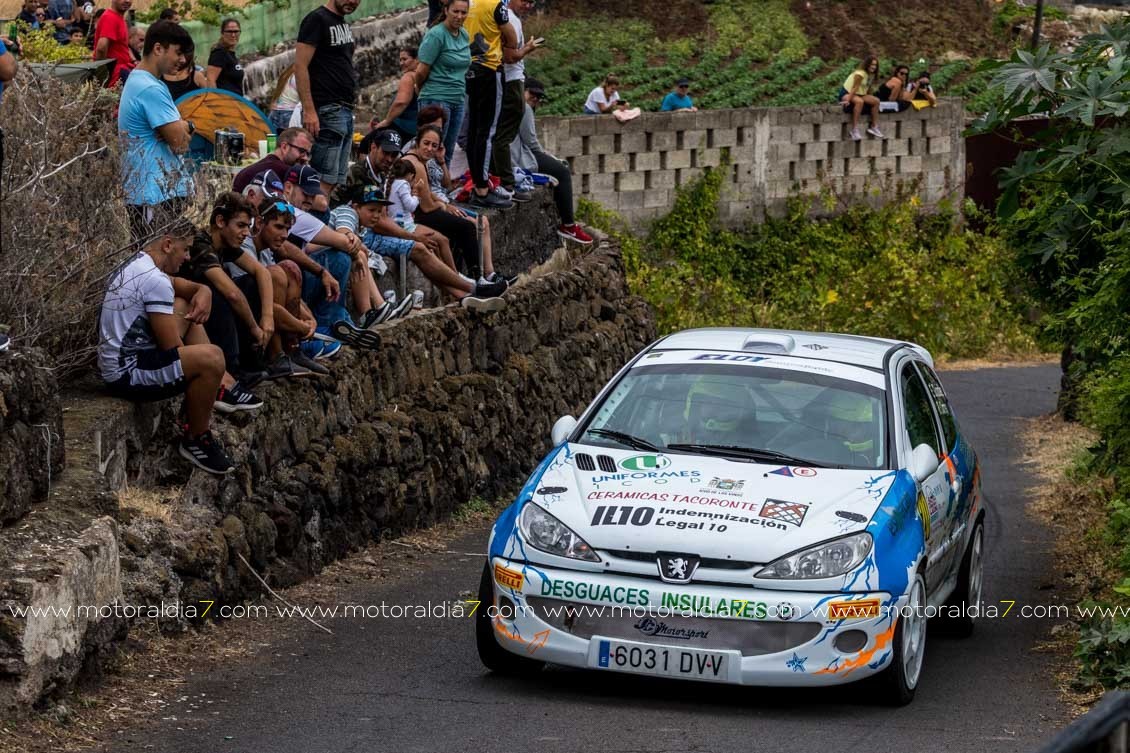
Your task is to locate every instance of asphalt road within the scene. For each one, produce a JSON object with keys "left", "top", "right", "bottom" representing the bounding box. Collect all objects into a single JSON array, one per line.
[{"left": 102, "top": 364, "right": 1068, "bottom": 753}]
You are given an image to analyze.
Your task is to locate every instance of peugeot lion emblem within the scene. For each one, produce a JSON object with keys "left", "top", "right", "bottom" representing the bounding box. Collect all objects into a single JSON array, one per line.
[{"left": 657, "top": 552, "right": 700, "bottom": 584}]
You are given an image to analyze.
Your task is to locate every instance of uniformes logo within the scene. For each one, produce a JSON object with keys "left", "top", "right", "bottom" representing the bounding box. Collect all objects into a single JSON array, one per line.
[{"left": 620, "top": 454, "right": 671, "bottom": 472}]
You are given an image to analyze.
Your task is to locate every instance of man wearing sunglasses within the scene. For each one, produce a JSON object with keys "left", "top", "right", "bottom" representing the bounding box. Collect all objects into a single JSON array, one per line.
[{"left": 232, "top": 127, "right": 314, "bottom": 193}]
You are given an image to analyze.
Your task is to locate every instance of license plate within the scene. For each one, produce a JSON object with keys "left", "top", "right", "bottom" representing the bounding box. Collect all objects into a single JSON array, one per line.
[{"left": 588, "top": 637, "right": 736, "bottom": 683}]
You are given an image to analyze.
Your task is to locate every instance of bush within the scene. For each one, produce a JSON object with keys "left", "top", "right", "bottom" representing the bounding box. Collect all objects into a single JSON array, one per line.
[{"left": 583, "top": 168, "right": 1038, "bottom": 360}]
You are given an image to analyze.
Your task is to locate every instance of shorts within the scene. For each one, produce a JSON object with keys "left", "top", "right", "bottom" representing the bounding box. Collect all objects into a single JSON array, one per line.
[
  {"left": 367, "top": 233, "right": 415, "bottom": 258},
  {"left": 309, "top": 103, "right": 354, "bottom": 186},
  {"left": 104, "top": 347, "right": 186, "bottom": 402}
]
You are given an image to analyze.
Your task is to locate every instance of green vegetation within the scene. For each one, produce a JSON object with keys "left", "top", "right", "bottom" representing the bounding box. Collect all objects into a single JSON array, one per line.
[
  {"left": 579, "top": 169, "right": 1036, "bottom": 360},
  {"left": 970, "top": 20, "right": 1130, "bottom": 687},
  {"left": 8, "top": 24, "right": 91, "bottom": 63}
]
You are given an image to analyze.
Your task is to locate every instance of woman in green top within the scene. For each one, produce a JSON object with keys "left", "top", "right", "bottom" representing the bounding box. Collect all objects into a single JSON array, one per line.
[
  {"left": 838, "top": 55, "right": 883, "bottom": 141},
  {"left": 415, "top": 0, "right": 471, "bottom": 168}
]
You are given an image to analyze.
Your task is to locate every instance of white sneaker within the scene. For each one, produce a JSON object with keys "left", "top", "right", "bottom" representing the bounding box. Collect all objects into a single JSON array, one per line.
[
  {"left": 849, "top": 128, "right": 862, "bottom": 141},
  {"left": 867, "top": 126, "right": 885, "bottom": 139},
  {"left": 491, "top": 184, "right": 513, "bottom": 199}
]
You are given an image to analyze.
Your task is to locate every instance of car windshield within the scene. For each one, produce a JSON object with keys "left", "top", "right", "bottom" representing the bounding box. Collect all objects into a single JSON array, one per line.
[{"left": 579, "top": 362, "right": 887, "bottom": 470}]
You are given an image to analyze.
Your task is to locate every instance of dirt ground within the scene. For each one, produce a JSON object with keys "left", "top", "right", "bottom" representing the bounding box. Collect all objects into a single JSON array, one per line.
[{"left": 791, "top": 0, "right": 1009, "bottom": 63}]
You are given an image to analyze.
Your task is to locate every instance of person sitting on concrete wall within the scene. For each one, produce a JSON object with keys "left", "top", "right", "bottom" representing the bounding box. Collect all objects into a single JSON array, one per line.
[
  {"left": 876, "top": 64, "right": 912, "bottom": 112},
  {"left": 661, "top": 77, "right": 697, "bottom": 112},
  {"left": 232, "top": 128, "right": 313, "bottom": 193},
  {"left": 511, "top": 78, "right": 593, "bottom": 246},
  {"left": 583, "top": 73, "right": 629, "bottom": 115},
  {"left": 907, "top": 71, "right": 938, "bottom": 108},
  {"left": 372, "top": 47, "right": 421, "bottom": 143},
  {"left": 331, "top": 183, "right": 508, "bottom": 312},
  {"left": 98, "top": 218, "right": 238, "bottom": 476},
  {"left": 177, "top": 193, "right": 275, "bottom": 405},
  {"left": 331, "top": 128, "right": 403, "bottom": 207},
  {"left": 838, "top": 55, "right": 884, "bottom": 141}
]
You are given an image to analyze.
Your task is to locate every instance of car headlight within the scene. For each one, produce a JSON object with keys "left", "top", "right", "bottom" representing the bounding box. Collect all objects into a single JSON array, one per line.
[
  {"left": 518, "top": 503, "right": 600, "bottom": 562},
  {"left": 755, "top": 532, "right": 873, "bottom": 579}
]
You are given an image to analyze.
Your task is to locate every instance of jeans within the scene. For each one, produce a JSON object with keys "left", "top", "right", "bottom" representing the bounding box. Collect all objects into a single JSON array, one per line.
[
  {"left": 301, "top": 249, "right": 352, "bottom": 329},
  {"left": 418, "top": 98, "right": 465, "bottom": 170},
  {"left": 309, "top": 103, "right": 354, "bottom": 186},
  {"left": 269, "top": 108, "right": 294, "bottom": 133}
]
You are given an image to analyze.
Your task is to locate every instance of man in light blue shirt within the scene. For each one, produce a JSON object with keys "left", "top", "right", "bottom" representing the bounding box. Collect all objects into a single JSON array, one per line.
[
  {"left": 117, "top": 20, "right": 196, "bottom": 243},
  {"left": 661, "top": 77, "right": 697, "bottom": 112}
]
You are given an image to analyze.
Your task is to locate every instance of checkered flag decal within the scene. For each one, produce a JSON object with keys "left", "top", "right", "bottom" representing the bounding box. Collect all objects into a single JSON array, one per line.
[{"left": 759, "top": 499, "right": 810, "bottom": 527}]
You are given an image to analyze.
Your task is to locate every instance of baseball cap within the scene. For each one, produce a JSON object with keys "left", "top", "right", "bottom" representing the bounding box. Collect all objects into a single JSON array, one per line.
[
  {"left": 525, "top": 77, "right": 546, "bottom": 98},
  {"left": 285, "top": 164, "right": 323, "bottom": 196},
  {"left": 248, "top": 168, "right": 284, "bottom": 198},
  {"left": 352, "top": 183, "right": 393, "bottom": 206},
  {"left": 677, "top": 77, "right": 691, "bottom": 87},
  {"left": 378, "top": 130, "right": 404, "bottom": 153}
]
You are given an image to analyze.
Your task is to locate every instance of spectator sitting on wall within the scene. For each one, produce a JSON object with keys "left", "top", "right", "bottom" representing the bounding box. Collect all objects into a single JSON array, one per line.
[
  {"left": 583, "top": 73, "right": 629, "bottom": 115},
  {"left": 98, "top": 218, "right": 236, "bottom": 475},
  {"left": 93, "top": 0, "right": 134, "bottom": 87},
  {"left": 332, "top": 128, "right": 402, "bottom": 206},
  {"left": 907, "top": 71, "right": 937, "bottom": 108},
  {"left": 117, "top": 20, "right": 195, "bottom": 243},
  {"left": 206, "top": 18, "right": 245, "bottom": 95},
  {"left": 876, "top": 64, "right": 912, "bottom": 112},
  {"left": 661, "top": 77, "right": 697, "bottom": 112},
  {"left": 177, "top": 192, "right": 274, "bottom": 401},
  {"left": 162, "top": 47, "right": 207, "bottom": 100},
  {"left": 403, "top": 125, "right": 512, "bottom": 287},
  {"left": 838, "top": 54, "right": 883, "bottom": 141},
  {"left": 372, "top": 47, "right": 421, "bottom": 142},
  {"left": 512, "top": 77, "right": 593, "bottom": 246},
  {"left": 233, "top": 128, "right": 313, "bottom": 192},
  {"left": 46, "top": 0, "right": 77, "bottom": 44}
]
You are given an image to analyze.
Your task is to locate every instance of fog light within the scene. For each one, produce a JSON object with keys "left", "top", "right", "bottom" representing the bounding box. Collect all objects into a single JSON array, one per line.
[
  {"left": 497, "top": 596, "right": 517, "bottom": 620},
  {"left": 833, "top": 630, "right": 868, "bottom": 653}
]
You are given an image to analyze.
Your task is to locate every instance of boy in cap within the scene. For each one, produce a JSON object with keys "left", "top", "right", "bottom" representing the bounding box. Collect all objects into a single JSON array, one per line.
[{"left": 661, "top": 77, "right": 697, "bottom": 112}]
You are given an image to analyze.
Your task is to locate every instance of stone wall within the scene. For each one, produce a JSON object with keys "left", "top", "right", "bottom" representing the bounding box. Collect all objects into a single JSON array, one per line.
[
  {"left": 0, "top": 347, "right": 64, "bottom": 524},
  {"left": 536, "top": 98, "right": 966, "bottom": 227},
  {"left": 0, "top": 194, "right": 654, "bottom": 713}
]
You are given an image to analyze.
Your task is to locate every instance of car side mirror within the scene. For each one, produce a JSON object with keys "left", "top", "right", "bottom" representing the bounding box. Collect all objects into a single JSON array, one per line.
[
  {"left": 910, "top": 443, "right": 940, "bottom": 483},
  {"left": 551, "top": 415, "right": 578, "bottom": 446}
]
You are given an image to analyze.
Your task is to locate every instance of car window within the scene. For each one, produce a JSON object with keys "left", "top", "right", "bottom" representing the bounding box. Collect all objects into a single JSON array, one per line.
[
  {"left": 917, "top": 365, "right": 957, "bottom": 454},
  {"left": 900, "top": 364, "right": 942, "bottom": 459},
  {"left": 579, "top": 363, "right": 887, "bottom": 469}
]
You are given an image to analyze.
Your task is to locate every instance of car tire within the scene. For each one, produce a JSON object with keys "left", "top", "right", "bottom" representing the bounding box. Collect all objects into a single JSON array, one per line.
[
  {"left": 943, "top": 518, "right": 984, "bottom": 639},
  {"left": 880, "top": 572, "right": 927, "bottom": 706},
  {"left": 475, "top": 563, "right": 546, "bottom": 676}
]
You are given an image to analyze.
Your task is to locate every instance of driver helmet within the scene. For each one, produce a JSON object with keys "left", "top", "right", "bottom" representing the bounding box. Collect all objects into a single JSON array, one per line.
[
  {"left": 823, "top": 390, "right": 875, "bottom": 455},
  {"left": 683, "top": 376, "right": 750, "bottom": 443}
]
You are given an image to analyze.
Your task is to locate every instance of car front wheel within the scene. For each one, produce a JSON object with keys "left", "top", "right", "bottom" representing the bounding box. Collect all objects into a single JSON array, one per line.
[{"left": 881, "top": 572, "right": 928, "bottom": 706}]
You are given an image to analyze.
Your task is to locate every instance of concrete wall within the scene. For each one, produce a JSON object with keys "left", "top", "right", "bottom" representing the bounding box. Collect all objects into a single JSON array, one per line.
[{"left": 536, "top": 98, "right": 966, "bottom": 227}]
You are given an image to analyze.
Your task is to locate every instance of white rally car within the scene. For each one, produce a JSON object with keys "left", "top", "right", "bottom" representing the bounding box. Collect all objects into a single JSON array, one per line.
[{"left": 476, "top": 328, "right": 985, "bottom": 704}]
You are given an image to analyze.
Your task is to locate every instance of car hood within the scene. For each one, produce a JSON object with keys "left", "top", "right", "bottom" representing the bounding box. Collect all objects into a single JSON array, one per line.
[{"left": 529, "top": 444, "right": 891, "bottom": 564}]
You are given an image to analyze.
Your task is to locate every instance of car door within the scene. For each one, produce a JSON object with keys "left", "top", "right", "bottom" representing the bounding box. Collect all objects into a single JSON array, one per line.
[
  {"left": 916, "top": 363, "right": 969, "bottom": 582},
  {"left": 898, "top": 361, "right": 953, "bottom": 593}
]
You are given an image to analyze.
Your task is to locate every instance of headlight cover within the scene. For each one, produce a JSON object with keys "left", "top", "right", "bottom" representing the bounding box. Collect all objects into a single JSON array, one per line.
[
  {"left": 518, "top": 502, "right": 600, "bottom": 562},
  {"left": 756, "top": 532, "right": 873, "bottom": 580}
]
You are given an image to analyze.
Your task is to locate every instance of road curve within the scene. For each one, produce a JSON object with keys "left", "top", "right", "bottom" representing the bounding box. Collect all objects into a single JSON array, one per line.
[{"left": 100, "top": 364, "right": 1068, "bottom": 753}]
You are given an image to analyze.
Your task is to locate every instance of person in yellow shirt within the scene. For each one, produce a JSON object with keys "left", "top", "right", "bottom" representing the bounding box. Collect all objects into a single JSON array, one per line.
[
  {"left": 838, "top": 55, "right": 883, "bottom": 141},
  {"left": 463, "top": 0, "right": 518, "bottom": 208}
]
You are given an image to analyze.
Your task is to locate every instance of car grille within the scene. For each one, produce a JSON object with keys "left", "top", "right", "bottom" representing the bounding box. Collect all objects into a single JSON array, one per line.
[
  {"left": 527, "top": 596, "right": 821, "bottom": 657},
  {"left": 575, "top": 453, "right": 595, "bottom": 471},
  {"left": 604, "top": 549, "right": 758, "bottom": 571}
]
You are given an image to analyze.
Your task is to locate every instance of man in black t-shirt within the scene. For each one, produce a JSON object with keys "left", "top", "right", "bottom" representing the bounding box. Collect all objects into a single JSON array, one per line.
[{"left": 295, "top": 0, "right": 360, "bottom": 197}]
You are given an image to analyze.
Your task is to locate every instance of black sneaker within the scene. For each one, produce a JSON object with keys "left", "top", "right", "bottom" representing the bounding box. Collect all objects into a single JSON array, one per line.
[
  {"left": 470, "top": 190, "right": 513, "bottom": 209},
  {"left": 179, "top": 431, "right": 235, "bottom": 475},
  {"left": 475, "top": 277, "right": 509, "bottom": 298},
  {"left": 331, "top": 319, "right": 381, "bottom": 350},
  {"left": 266, "top": 353, "right": 314, "bottom": 380},
  {"left": 485, "top": 272, "right": 519, "bottom": 288},
  {"left": 214, "top": 381, "right": 264, "bottom": 413},
  {"left": 360, "top": 302, "right": 393, "bottom": 329},
  {"left": 290, "top": 348, "right": 331, "bottom": 375},
  {"left": 235, "top": 369, "right": 267, "bottom": 389},
  {"left": 387, "top": 295, "right": 415, "bottom": 321}
]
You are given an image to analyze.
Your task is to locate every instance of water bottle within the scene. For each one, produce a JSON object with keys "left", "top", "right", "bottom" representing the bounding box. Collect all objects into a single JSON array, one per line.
[
  {"left": 411, "top": 290, "right": 425, "bottom": 309},
  {"left": 383, "top": 289, "right": 397, "bottom": 304}
]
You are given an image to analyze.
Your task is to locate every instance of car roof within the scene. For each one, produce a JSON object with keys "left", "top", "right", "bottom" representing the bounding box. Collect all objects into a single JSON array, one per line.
[{"left": 649, "top": 328, "right": 933, "bottom": 371}]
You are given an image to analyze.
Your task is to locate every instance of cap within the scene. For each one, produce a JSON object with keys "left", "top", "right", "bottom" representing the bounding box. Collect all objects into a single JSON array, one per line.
[
  {"left": 677, "top": 77, "right": 690, "bottom": 87},
  {"left": 285, "top": 164, "right": 323, "bottom": 196},
  {"left": 248, "top": 168, "right": 284, "bottom": 198},
  {"left": 353, "top": 183, "right": 393, "bottom": 206},
  {"left": 378, "top": 130, "right": 404, "bottom": 153},
  {"left": 525, "top": 77, "right": 546, "bottom": 98}
]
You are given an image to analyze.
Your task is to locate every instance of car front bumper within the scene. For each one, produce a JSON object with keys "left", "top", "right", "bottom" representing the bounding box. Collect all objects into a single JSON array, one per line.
[{"left": 488, "top": 557, "right": 906, "bottom": 687}]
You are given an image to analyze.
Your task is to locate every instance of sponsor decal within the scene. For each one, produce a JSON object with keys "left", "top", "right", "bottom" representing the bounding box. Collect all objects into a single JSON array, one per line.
[
  {"left": 835, "top": 510, "right": 868, "bottom": 523},
  {"left": 494, "top": 563, "right": 524, "bottom": 590},
  {"left": 767, "top": 466, "right": 817, "bottom": 478},
  {"left": 777, "top": 602, "right": 798, "bottom": 621},
  {"left": 588, "top": 491, "right": 670, "bottom": 501},
  {"left": 827, "top": 598, "right": 881, "bottom": 620},
  {"left": 691, "top": 354, "right": 770, "bottom": 363},
  {"left": 537, "top": 486, "right": 568, "bottom": 495},
  {"left": 657, "top": 553, "right": 700, "bottom": 584},
  {"left": 591, "top": 504, "right": 787, "bottom": 533},
  {"left": 634, "top": 617, "right": 710, "bottom": 641},
  {"left": 659, "top": 592, "right": 770, "bottom": 619},
  {"left": 591, "top": 505, "right": 657, "bottom": 527},
  {"left": 916, "top": 492, "right": 932, "bottom": 540},
  {"left": 802, "top": 343, "right": 827, "bottom": 351},
  {"left": 540, "top": 578, "right": 650, "bottom": 606},
  {"left": 591, "top": 470, "right": 702, "bottom": 485},
  {"left": 759, "top": 499, "right": 810, "bottom": 527},
  {"left": 620, "top": 454, "right": 671, "bottom": 472},
  {"left": 701, "top": 477, "right": 746, "bottom": 497}
]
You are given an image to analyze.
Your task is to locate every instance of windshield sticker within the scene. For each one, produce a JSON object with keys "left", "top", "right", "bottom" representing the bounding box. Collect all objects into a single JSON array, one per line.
[
  {"left": 759, "top": 499, "right": 810, "bottom": 527},
  {"left": 691, "top": 354, "right": 770, "bottom": 363},
  {"left": 767, "top": 466, "right": 818, "bottom": 478}
]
